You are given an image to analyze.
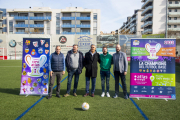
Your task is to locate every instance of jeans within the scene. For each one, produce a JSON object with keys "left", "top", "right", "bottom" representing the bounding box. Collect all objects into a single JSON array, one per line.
[
  {"left": 100, "top": 70, "right": 110, "bottom": 92},
  {"left": 66, "top": 69, "right": 79, "bottom": 94},
  {"left": 114, "top": 71, "right": 127, "bottom": 96},
  {"left": 86, "top": 77, "right": 96, "bottom": 94}
]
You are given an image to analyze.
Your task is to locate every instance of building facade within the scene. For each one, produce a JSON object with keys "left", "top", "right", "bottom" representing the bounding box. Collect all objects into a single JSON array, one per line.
[{"left": 0, "top": 7, "right": 100, "bottom": 35}]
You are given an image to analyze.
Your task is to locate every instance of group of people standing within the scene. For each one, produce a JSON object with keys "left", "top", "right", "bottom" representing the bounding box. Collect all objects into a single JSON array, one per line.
[{"left": 47, "top": 44, "right": 128, "bottom": 99}]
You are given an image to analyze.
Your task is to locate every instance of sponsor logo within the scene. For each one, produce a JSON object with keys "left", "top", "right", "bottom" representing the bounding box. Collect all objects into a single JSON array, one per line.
[
  {"left": 133, "top": 40, "right": 140, "bottom": 46},
  {"left": 38, "top": 47, "right": 43, "bottom": 54},
  {"left": 139, "top": 69, "right": 142, "bottom": 72},
  {"left": 150, "top": 69, "right": 152, "bottom": 72},
  {"left": 164, "top": 40, "right": 174, "bottom": 45},
  {"left": 31, "top": 49, "right": 36, "bottom": 56},
  {"left": 23, "top": 63, "right": 27, "bottom": 69},
  {"left": 9, "top": 40, "right": 16, "bottom": 47},
  {"left": 22, "top": 80, "right": 26, "bottom": 86},
  {"left": 45, "top": 42, "right": 49, "bottom": 48},
  {"left": 45, "top": 49, "right": 49, "bottom": 54},
  {"left": 157, "top": 70, "right": 159, "bottom": 72},
  {"left": 146, "top": 69, "right": 149, "bottom": 72},
  {"left": 59, "top": 36, "right": 67, "bottom": 44},
  {"left": 25, "top": 47, "right": 29, "bottom": 53}
]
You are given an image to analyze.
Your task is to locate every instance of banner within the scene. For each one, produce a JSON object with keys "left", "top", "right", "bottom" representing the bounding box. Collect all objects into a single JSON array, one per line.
[
  {"left": 130, "top": 38, "right": 176, "bottom": 100},
  {"left": 20, "top": 38, "right": 50, "bottom": 95},
  {"left": 96, "top": 35, "right": 118, "bottom": 55},
  {"left": 142, "top": 34, "right": 165, "bottom": 38}
]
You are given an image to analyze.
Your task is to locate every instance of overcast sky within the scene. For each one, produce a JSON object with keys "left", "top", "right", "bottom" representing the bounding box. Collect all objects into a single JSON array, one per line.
[{"left": 0, "top": 0, "right": 143, "bottom": 33}]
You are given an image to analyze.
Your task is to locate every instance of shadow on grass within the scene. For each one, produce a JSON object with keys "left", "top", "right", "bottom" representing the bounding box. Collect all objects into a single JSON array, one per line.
[
  {"left": 74, "top": 108, "right": 83, "bottom": 111},
  {"left": 53, "top": 89, "right": 126, "bottom": 98},
  {"left": 0, "top": 88, "right": 20, "bottom": 95}
]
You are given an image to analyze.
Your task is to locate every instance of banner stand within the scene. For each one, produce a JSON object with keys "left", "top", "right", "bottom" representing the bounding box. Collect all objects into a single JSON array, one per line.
[{"left": 25, "top": 94, "right": 29, "bottom": 97}]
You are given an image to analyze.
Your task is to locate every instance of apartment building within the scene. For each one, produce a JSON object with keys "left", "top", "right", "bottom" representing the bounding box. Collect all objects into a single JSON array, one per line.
[
  {"left": 2, "top": 7, "right": 100, "bottom": 35},
  {"left": 119, "top": 9, "right": 143, "bottom": 35},
  {"left": 0, "top": 8, "right": 7, "bottom": 34}
]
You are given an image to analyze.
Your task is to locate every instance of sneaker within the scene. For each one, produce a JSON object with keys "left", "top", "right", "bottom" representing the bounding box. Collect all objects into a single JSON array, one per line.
[
  {"left": 113, "top": 94, "right": 118, "bottom": 98},
  {"left": 56, "top": 94, "right": 61, "bottom": 98},
  {"left": 106, "top": 92, "right": 110, "bottom": 97},
  {"left": 47, "top": 96, "right": 52, "bottom": 99},
  {"left": 101, "top": 92, "right": 105, "bottom": 97},
  {"left": 64, "top": 93, "right": 70, "bottom": 97},
  {"left": 91, "top": 93, "right": 95, "bottom": 97},
  {"left": 124, "top": 95, "right": 128, "bottom": 99},
  {"left": 73, "top": 93, "right": 77, "bottom": 97},
  {"left": 83, "top": 93, "right": 89, "bottom": 97}
]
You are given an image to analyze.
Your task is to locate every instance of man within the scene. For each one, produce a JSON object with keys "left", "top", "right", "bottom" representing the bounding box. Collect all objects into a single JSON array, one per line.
[
  {"left": 47, "top": 46, "right": 65, "bottom": 99},
  {"left": 64, "top": 44, "right": 84, "bottom": 97},
  {"left": 99, "top": 46, "right": 112, "bottom": 97},
  {"left": 83, "top": 44, "right": 99, "bottom": 97},
  {"left": 112, "top": 44, "right": 128, "bottom": 99}
]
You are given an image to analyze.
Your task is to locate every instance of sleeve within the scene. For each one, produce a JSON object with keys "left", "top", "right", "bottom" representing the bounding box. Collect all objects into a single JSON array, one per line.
[
  {"left": 49, "top": 54, "right": 52, "bottom": 72},
  {"left": 83, "top": 53, "right": 87, "bottom": 67},
  {"left": 124, "top": 53, "right": 128, "bottom": 72},
  {"left": 63, "top": 55, "right": 66, "bottom": 71}
]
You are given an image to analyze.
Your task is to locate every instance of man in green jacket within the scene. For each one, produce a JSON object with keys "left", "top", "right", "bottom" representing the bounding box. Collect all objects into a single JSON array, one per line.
[{"left": 99, "top": 46, "right": 112, "bottom": 97}]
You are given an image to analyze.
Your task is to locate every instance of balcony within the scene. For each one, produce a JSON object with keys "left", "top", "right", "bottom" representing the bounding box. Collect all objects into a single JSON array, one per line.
[
  {"left": 168, "top": 28, "right": 180, "bottom": 31},
  {"left": 168, "top": 12, "right": 180, "bottom": 17},
  {"left": 141, "top": 0, "right": 153, "bottom": 9},
  {"left": 76, "top": 32, "right": 90, "bottom": 35},
  {"left": 15, "top": 32, "right": 28, "bottom": 34},
  {"left": 129, "top": 23, "right": 136, "bottom": 29},
  {"left": 168, "top": 4, "right": 180, "bottom": 9},
  {"left": 62, "top": 32, "right": 75, "bottom": 34},
  {"left": 14, "top": 24, "right": 28, "bottom": 28},
  {"left": 76, "top": 17, "right": 90, "bottom": 20},
  {"left": 141, "top": 13, "right": 153, "bottom": 22},
  {"left": 29, "top": 17, "right": 51, "bottom": 20},
  {"left": 141, "top": 6, "right": 153, "bottom": 16},
  {"left": 0, "top": 23, "right": 2, "bottom": 28},
  {"left": 141, "top": 21, "right": 153, "bottom": 28},
  {"left": 30, "top": 24, "right": 44, "bottom": 28},
  {"left": 61, "top": 24, "right": 75, "bottom": 28},
  {"left": 168, "top": 20, "right": 180, "bottom": 25},
  {"left": 30, "top": 32, "right": 44, "bottom": 34},
  {"left": 14, "top": 16, "right": 28, "bottom": 20},
  {"left": 130, "top": 27, "right": 136, "bottom": 33},
  {"left": 142, "top": 29, "right": 152, "bottom": 34},
  {"left": 61, "top": 17, "right": 75, "bottom": 20},
  {"left": 76, "top": 24, "right": 90, "bottom": 28}
]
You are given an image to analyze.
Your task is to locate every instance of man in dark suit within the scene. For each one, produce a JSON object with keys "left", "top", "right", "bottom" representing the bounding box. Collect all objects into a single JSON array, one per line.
[{"left": 83, "top": 44, "right": 99, "bottom": 97}]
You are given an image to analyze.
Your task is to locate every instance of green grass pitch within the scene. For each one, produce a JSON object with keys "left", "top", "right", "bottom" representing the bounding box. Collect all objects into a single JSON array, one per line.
[{"left": 0, "top": 60, "right": 180, "bottom": 120}]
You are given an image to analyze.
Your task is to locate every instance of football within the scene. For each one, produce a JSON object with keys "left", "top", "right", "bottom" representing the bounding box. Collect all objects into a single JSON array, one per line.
[{"left": 82, "top": 102, "right": 89, "bottom": 111}]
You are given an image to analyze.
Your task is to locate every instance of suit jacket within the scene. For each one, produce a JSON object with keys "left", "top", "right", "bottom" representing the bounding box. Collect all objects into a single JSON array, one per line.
[
  {"left": 113, "top": 51, "right": 128, "bottom": 73},
  {"left": 83, "top": 50, "right": 99, "bottom": 77}
]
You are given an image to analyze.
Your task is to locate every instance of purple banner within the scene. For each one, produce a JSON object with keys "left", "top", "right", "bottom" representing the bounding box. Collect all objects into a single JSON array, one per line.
[{"left": 20, "top": 38, "right": 50, "bottom": 95}]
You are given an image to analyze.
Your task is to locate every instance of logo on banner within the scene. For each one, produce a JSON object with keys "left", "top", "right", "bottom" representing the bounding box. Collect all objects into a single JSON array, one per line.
[
  {"left": 25, "top": 47, "right": 29, "bottom": 53},
  {"left": 38, "top": 48, "right": 43, "bottom": 54},
  {"left": 25, "top": 40, "right": 30, "bottom": 45},
  {"left": 78, "top": 36, "right": 92, "bottom": 48},
  {"left": 59, "top": 36, "right": 67, "bottom": 44},
  {"left": 150, "top": 76, "right": 155, "bottom": 82},
  {"left": 40, "top": 40, "right": 45, "bottom": 45},
  {"left": 22, "top": 80, "right": 26, "bottom": 86},
  {"left": 25, "top": 54, "right": 47, "bottom": 77},
  {"left": 9, "top": 40, "right": 16, "bottom": 47},
  {"left": 33, "top": 41, "right": 38, "bottom": 47},
  {"left": 28, "top": 78, "right": 32, "bottom": 84},
  {"left": 145, "top": 43, "right": 161, "bottom": 59},
  {"left": 37, "top": 78, "right": 41, "bottom": 83},
  {"left": 45, "top": 49, "right": 49, "bottom": 54},
  {"left": 22, "top": 88, "right": 27, "bottom": 93},
  {"left": 31, "top": 49, "right": 36, "bottom": 56},
  {"left": 133, "top": 40, "right": 140, "bottom": 46},
  {"left": 23, "top": 63, "right": 27, "bottom": 69},
  {"left": 45, "top": 42, "right": 49, "bottom": 48}
]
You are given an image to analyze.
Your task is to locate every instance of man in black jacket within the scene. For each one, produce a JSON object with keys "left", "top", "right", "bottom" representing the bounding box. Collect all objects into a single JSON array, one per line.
[
  {"left": 64, "top": 44, "right": 84, "bottom": 97},
  {"left": 83, "top": 44, "right": 99, "bottom": 97}
]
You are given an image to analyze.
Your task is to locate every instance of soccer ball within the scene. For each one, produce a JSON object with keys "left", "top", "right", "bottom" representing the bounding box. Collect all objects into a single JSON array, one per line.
[{"left": 82, "top": 102, "right": 89, "bottom": 110}]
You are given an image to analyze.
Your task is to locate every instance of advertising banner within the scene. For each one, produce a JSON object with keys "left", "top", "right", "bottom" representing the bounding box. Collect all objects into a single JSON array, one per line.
[
  {"left": 130, "top": 38, "right": 176, "bottom": 100},
  {"left": 20, "top": 38, "right": 50, "bottom": 96},
  {"left": 142, "top": 34, "right": 165, "bottom": 38},
  {"left": 96, "top": 35, "right": 118, "bottom": 55}
]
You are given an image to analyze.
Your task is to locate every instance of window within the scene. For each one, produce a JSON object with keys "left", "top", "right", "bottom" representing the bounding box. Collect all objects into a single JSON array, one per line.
[
  {"left": 93, "top": 13, "right": 97, "bottom": 20},
  {"left": 93, "top": 29, "right": 97, "bottom": 35},
  {"left": 174, "top": 17, "right": 177, "bottom": 20},
  {"left": 174, "top": 25, "right": 177, "bottom": 28},
  {"left": 175, "top": 9, "right": 177, "bottom": 12},
  {"left": 93, "top": 21, "right": 97, "bottom": 27},
  {"left": 169, "top": 9, "right": 172, "bottom": 12},
  {"left": 169, "top": 1, "right": 172, "bottom": 4},
  {"left": 175, "top": 1, "right": 179, "bottom": 4},
  {"left": 168, "top": 25, "right": 171, "bottom": 28},
  {"left": 169, "top": 17, "right": 171, "bottom": 20},
  {"left": 56, "top": 30, "right": 60, "bottom": 34}
]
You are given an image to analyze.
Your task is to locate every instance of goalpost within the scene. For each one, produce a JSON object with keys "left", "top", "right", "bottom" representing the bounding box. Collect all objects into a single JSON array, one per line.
[{"left": 0, "top": 47, "right": 7, "bottom": 60}]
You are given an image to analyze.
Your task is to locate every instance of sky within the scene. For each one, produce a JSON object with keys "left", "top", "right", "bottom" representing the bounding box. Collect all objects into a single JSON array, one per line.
[{"left": 0, "top": 0, "right": 143, "bottom": 33}]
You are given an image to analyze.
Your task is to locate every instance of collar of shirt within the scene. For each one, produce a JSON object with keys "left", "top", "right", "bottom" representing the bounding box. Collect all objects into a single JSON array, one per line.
[{"left": 90, "top": 51, "right": 96, "bottom": 56}]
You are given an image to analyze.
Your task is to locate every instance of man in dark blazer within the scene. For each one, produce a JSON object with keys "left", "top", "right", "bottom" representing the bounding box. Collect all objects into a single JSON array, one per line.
[
  {"left": 112, "top": 44, "right": 128, "bottom": 99},
  {"left": 83, "top": 44, "right": 99, "bottom": 97}
]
